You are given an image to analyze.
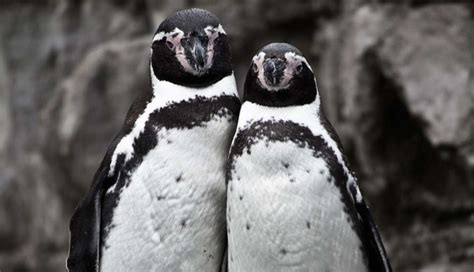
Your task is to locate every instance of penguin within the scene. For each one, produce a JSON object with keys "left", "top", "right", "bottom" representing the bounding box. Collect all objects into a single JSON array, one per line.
[
  {"left": 226, "top": 43, "right": 391, "bottom": 272},
  {"left": 67, "top": 9, "right": 240, "bottom": 272}
]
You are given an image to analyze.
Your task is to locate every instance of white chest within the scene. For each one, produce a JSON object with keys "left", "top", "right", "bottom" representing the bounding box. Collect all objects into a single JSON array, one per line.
[
  {"left": 227, "top": 140, "right": 367, "bottom": 272},
  {"left": 101, "top": 117, "right": 234, "bottom": 272}
]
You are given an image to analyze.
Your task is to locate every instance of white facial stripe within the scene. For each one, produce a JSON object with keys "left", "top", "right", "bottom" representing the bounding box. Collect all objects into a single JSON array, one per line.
[
  {"left": 153, "top": 24, "right": 225, "bottom": 43},
  {"left": 152, "top": 27, "right": 184, "bottom": 43},
  {"left": 175, "top": 51, "right": 195, "bottom": 74},
  {"left": 204, "top": 25, "right": 226, "bottom": 72},
  {"left": 205, "top": 24, "right": 226, "bottom": 35},
  {"left": 252, "top": 52, "right": 265, "bottom": 66},
  {"left": 284, "top": 52, "right": 302, "bottom": 72},
  {"left": 286, "top": 52, "right": 313, "bottom": 72},
  {"left": 252, "top": 52, "right": 270, "bottom": 90}
]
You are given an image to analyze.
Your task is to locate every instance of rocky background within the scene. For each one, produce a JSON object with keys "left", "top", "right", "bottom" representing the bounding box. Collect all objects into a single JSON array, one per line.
[{"left": 0, "top": 0, "right": 473, "bottom": 271}]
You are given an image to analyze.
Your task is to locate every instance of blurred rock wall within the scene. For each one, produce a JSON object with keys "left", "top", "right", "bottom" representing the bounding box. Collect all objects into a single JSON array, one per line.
[{"left": 0, "top": 0, "right": 472, "bottom": 271}]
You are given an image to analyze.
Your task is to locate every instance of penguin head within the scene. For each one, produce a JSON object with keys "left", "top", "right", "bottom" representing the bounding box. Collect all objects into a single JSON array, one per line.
[
  {"left": 243, "top": 43, "right": 317, "bottom": 107},
  {"left": 150, "top": 8, "right": 232, "bottom": 88}
]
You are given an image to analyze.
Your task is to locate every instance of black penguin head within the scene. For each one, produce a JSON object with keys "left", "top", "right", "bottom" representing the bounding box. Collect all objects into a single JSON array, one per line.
[
  {"left": 243, "top": 43, "right": 317, "bottom": 107},
  {"left": 151, "top": 8, "right": 233, "bottom": 87}
]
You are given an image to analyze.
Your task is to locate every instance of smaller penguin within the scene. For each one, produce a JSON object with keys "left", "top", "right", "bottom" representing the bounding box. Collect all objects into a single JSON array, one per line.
[{"left": 226, "top": 43, "right": 391, "bottom": 272}]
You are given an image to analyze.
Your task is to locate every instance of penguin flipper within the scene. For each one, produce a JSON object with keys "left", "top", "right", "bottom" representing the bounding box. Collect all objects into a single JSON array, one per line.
[
  {"left": 66, "top": 148, "right": 117, "bottom": 272},
  {"left": 66, "top": 93, "right": 152, "bottom": 272},
  {"left": 220, "top": 247, "right": 228, "bottom": 272},
  {"left": 349, "top": 183, "right": 392, "bottom": 272},
  {"left": 67, "top": 173, "right": 106, "bottom": 271},
  {"left": 318, "top": 110, "right": 391, "bottom": 270}
]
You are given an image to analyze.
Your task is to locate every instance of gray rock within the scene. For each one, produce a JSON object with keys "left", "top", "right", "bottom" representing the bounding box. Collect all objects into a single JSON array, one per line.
[
  {"left": 379, "top": 4, "right": 473, "bottom": 155},
  {"left": 318, "top": 3, "right": 474, "bottom": 270},
  {"left": 0, "top": 1, "right": 149, "bottom": 270},
  {"left": 42, "top": 38, "right": 150, "bottom": 198}
]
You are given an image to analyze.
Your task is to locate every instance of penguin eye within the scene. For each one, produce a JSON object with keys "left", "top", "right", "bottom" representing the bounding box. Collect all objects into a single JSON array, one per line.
[
  {"left": 181, "top": 37, "right": 191, "bottom": 47},
  {"left": 166, "top": 40, "right": 174, "bottom": 50},
  {"left": 296, "top": 64, "right": 303, "bottom": 73},
  {"left": 252, "top": 62, "right": 258, "bottom": 73}
]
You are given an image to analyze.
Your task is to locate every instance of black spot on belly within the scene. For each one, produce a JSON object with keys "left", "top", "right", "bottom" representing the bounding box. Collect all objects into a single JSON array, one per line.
[
  {"left": 157, "top": 195, "right": 164, "bottom": 200},
  {"left": 239, "top": 195, "right": 243, "bottom": 200},
  {"left": 246, "top": 224, "right": 250, "bottom": 230},
  {"left": 306, "top": 221, "right": 311, "bottom": 229},
  {"left": 289, "top": 178, "right": 295, "bottom": 183},
  {"left": 319, "top": 169, "right": 325, "bottom": 175},
  {"left": 280, "top": 248, "right": 287, "bottom": 255},
  {"left": 283, "top": 162, "right": 289, "bottom": 169},
  {"left": 175, "top": 173, "right": 183, "bottom": 183},
  {"left": 181, "top": 219, "right": 187, "bottom": 227}
]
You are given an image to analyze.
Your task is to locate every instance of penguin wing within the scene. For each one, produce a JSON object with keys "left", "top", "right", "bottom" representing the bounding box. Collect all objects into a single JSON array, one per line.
[
  {"left": 319, "top": 110, "right": 391, "bottom": 271},
  {"left": 67, "top": 93, "right": 151, "bottom": 272},
  {"left": 349, "top": 183, "right": 392, "bottom": 272},
  {"left": 220, "top": 247, "right": 228, "bottom": 272}
]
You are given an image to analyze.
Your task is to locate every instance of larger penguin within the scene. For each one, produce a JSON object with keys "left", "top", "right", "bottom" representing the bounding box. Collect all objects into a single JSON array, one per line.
[
  {"left": 67, "top": 9, "right": 240, "bottom": 272},
  {"left": 226, "top": 43, "right": 391, "bottom": 272}
]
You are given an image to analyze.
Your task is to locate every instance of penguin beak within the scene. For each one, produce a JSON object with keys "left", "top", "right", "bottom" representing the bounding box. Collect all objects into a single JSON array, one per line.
[
  {"left": 184, "top": 34, "right": 209, "bottom": 75},
  {"left": 192, "top": 38, "right": 207, "bottom": 70},
  {"left": 263, "top": 58, "right": 286, "bottom": 86}
]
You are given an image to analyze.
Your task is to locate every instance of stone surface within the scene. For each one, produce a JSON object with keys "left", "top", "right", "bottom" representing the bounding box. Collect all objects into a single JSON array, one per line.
[
  {"left": 0, "top": 1, "right": 472, "bottom": 271},
  {"left": 42, "top": 38, "right": 150, "bottom": 201},
  {"left": 318, "top": 3, "right": 474, "bottom": 271},
  {"left": 379, "top": 5, "right": 472, "bottom": 150}
]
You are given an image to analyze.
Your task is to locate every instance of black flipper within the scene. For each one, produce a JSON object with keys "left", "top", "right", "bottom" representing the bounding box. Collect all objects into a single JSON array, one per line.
[
  {"left": 66, "top": 92, "right": 152, "bottom": 272},
  {"left": 319, "top": 108, "right": 392, "bottom": 271},
  {"left": 220, "top": 247, "right": 228, "bottom": 272},
  {"left": 349, "top": 183, "right": 392, "bottom": 272},
  {"left": 67, "top": 165, "right": 111, "bottom": 272}
]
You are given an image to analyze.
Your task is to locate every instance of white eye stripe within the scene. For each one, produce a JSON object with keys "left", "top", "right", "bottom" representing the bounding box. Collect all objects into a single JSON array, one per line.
[
  {"left": 285, "top": 52, "right": 313, "bottom": 72},
  {"left": 205, "top": 24, "right": 226, "bottom": 35},
  {"left": 152, "top": 24, "right": 226, "bottom": 43},
  {"left": 152, "top": 27, "right": 184, "bottom": 42},
  {"left": 252, "top": 52, "right": 265, "bottom": 63}
]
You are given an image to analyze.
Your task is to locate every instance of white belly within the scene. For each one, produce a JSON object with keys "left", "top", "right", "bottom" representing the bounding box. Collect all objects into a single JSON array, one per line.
[
  {"left": 228, "top": 141, "right": 367, "bottom": 272},
  {"left": 101, "top": 117, "right": 234, "bottom": 272}
]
